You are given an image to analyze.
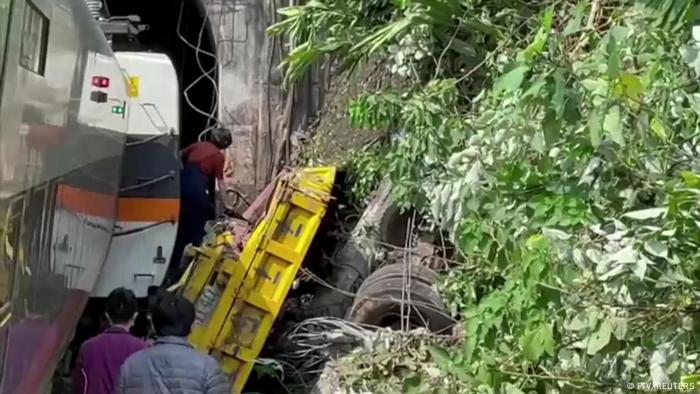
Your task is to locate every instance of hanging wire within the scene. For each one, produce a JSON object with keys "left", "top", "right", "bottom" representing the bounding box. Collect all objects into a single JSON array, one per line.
[
  {"left": 269, "top": 315, "right": 456, "bottom": 389},
  {"left": 175, "top": 0, "right": 220, "bottom": 140}
]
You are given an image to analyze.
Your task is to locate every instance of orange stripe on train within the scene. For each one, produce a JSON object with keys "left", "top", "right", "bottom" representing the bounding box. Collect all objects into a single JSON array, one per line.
[
  {"left": 118, "top": 198, "right": 180, "bottom": 222},
  {"left": 57, "top": 185, "right": 180, "bottom": 222}
]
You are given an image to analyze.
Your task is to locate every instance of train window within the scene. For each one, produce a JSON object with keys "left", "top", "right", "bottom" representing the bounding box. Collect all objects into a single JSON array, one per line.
[{"left": 19, "top": 1, "right": 48, "bottom": 75}]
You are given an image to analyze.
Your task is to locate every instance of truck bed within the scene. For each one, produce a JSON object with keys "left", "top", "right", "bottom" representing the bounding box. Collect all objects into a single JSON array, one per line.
[{"left": 175, "top": 167, "right": 336, "bottom": 393}]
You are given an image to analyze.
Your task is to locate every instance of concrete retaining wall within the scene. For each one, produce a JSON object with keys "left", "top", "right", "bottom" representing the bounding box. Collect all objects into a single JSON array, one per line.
[{"left": 200, "top": 0, "right": 326, "bottom": 205}]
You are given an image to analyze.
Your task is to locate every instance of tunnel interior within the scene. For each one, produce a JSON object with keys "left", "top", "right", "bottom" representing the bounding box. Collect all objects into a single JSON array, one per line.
[{"left": 103, "top": 0, "right": 218, "bottom": 148}]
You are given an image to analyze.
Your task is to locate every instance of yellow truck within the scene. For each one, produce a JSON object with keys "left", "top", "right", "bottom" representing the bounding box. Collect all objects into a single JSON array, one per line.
[
  {"left": 165, "top": 166, "right": 452, "bottom": 393},
  {"left": 170, "top": 167, "right": 337, "bottom": 393}
]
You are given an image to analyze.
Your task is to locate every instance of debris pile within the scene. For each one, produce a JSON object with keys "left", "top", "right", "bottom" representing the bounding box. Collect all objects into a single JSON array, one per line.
[{"left": 266, "top": 317, "right": 463, "bottom": 394}]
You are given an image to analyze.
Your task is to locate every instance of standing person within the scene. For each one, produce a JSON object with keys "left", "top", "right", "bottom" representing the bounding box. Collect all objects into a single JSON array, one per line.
[
  {"left": 117, "top": 291, "right": 230, "bottom": 394},
  {"left": 168, "top": 127, "right": 233, "bottom": 283},
  {"left": 73, "top": 287, "right": 147, "bottom": 394}
]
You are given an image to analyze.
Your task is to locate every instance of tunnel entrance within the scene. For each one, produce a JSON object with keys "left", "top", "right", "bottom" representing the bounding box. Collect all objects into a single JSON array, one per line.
[{"left": 104, "top": 0, "right": 218, "bottom": 148}]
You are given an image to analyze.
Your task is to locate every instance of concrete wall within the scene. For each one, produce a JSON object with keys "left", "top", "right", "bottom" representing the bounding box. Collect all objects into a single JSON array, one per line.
[
  {"left": 200, "top": 0, "right": 325, "bottom": 208},
  {"left": 202, "top": 0, "right": 275, "bottom": 201}
]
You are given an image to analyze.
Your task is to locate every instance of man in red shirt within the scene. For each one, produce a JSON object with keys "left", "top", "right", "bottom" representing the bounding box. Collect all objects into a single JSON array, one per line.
[
  {"left": 181, "top": 136, "right": 228, "bottom": 183},
  {"left": 169, "top": 127, "right": 232, "bottom": 276}
]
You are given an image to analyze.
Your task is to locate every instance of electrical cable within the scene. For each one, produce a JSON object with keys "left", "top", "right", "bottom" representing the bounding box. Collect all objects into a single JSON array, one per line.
[
  {"left": 174, "top": 0, "right": 282, "bottom": 191},
  {"left": 179, "top": 33, "right": 218, "bottom": 136},
  {"left": 272, "top": 315, "right": 456, "bottom": 387},
  {"left": 193, "top": 2, "right": 223, "bottom": 135},
  {"left": 176, "top": 0, "right": 218, "bottom": 117},
  {"left": 175, "top": 0, "right": 220, "bottom": 140},
  {"left": 203, "top": 2, "right": 229, "bottom": 133},
  {"left": 102, "top": 0, "right": 110, "bottom": 18},
  {"left": 266, "top": 0, "right": 278, "bottom": 182}
]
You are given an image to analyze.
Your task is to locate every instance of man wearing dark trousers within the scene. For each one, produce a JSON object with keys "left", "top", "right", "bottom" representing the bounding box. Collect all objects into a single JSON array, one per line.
[{"left": 167, "top": 127, "right": 233, "bottom": 285}]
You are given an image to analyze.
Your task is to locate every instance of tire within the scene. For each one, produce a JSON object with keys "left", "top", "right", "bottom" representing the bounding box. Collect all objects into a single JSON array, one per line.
[
  {"left": 348, "top": 262, "right": 454, "bottom": 333},
  {"left": 305, "top": 241, "right": 369, "bottom": 319},
  {"left": 377, "top": 204, "right": 413, "bottom": 247}
]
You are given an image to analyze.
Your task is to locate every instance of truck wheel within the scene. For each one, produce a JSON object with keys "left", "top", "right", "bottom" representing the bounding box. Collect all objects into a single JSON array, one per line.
[
  {"left": 348, "top": 262, "right": 454, "bottom": 333},
  {"left": 377, "top": 204, "right": 413, "bottom": 247}
]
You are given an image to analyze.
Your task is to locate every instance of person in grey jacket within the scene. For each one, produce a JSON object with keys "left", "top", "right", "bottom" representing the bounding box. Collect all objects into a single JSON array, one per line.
[{"left": 117, "top": 291, "right": 230, "bottom": 394}]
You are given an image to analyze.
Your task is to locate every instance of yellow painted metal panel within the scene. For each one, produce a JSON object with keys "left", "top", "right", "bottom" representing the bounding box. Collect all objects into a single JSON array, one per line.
[
  {"left": 128, "top": 76, "right": 140, "bottom": 98},
  {"left": 177, "top": 167, "right": 336, "bottom": 393}
]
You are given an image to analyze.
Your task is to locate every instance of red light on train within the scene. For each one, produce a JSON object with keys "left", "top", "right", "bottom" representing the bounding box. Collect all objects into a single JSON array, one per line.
[{"left": 91, "top": 76, "right": 110, "bottom": 88}]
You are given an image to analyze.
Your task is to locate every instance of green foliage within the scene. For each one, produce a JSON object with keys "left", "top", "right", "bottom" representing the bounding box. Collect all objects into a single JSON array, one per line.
[
  {"left": 274, "top": 0, "right": 700, "bottom": 392},
  {"left": 346, "top": 145, "right": 387, "bottom": 204},
  {"left": 268, "top": 0, "right": 502, "bottom": 85},
  {"left": 346, "top": 80, "right": 469, "bottom": 208},
  {"left": 332, "top": 331, "right": 471, "bottom": 393}
]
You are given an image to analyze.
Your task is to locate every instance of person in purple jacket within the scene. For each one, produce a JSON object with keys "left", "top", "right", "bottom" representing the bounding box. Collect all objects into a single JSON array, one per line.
[{"left": 73, "top": 287, "right": 147, "bottom": 394}]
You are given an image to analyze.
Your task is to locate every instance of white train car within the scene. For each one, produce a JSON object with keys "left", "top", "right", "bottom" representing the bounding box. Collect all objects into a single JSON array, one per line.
[
  {"left": 92, "top": 51, "right": 180, "bottom": 299},
  {"left": 0, "top": 0, "right": 127, "bottom": 391}
]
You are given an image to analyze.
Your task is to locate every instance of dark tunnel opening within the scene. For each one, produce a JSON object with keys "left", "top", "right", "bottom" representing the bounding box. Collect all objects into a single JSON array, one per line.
[{"left": 103, "top": 0, "right": 218, "bottom": 148}]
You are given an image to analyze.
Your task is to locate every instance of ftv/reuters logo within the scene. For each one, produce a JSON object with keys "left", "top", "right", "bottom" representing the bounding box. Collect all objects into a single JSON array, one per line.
[{"left": 625, "top": 382, "right": 696, "bottom": 391}]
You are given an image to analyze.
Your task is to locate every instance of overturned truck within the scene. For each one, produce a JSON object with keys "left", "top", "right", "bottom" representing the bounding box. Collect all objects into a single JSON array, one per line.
[{"left": 171, "top": 170, "right": 453, "bottom": 393}]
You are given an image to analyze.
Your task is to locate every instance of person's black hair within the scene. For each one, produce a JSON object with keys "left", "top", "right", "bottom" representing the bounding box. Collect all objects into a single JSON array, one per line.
[
  {"left": 151, "top": 291, "right": 195, "bottom": 337},
  {"left": 210, "top": 126, "right": 232, "bottom": 150},
  {"left": 105, "top": 287, "right": 138, "bottom": 325}
]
